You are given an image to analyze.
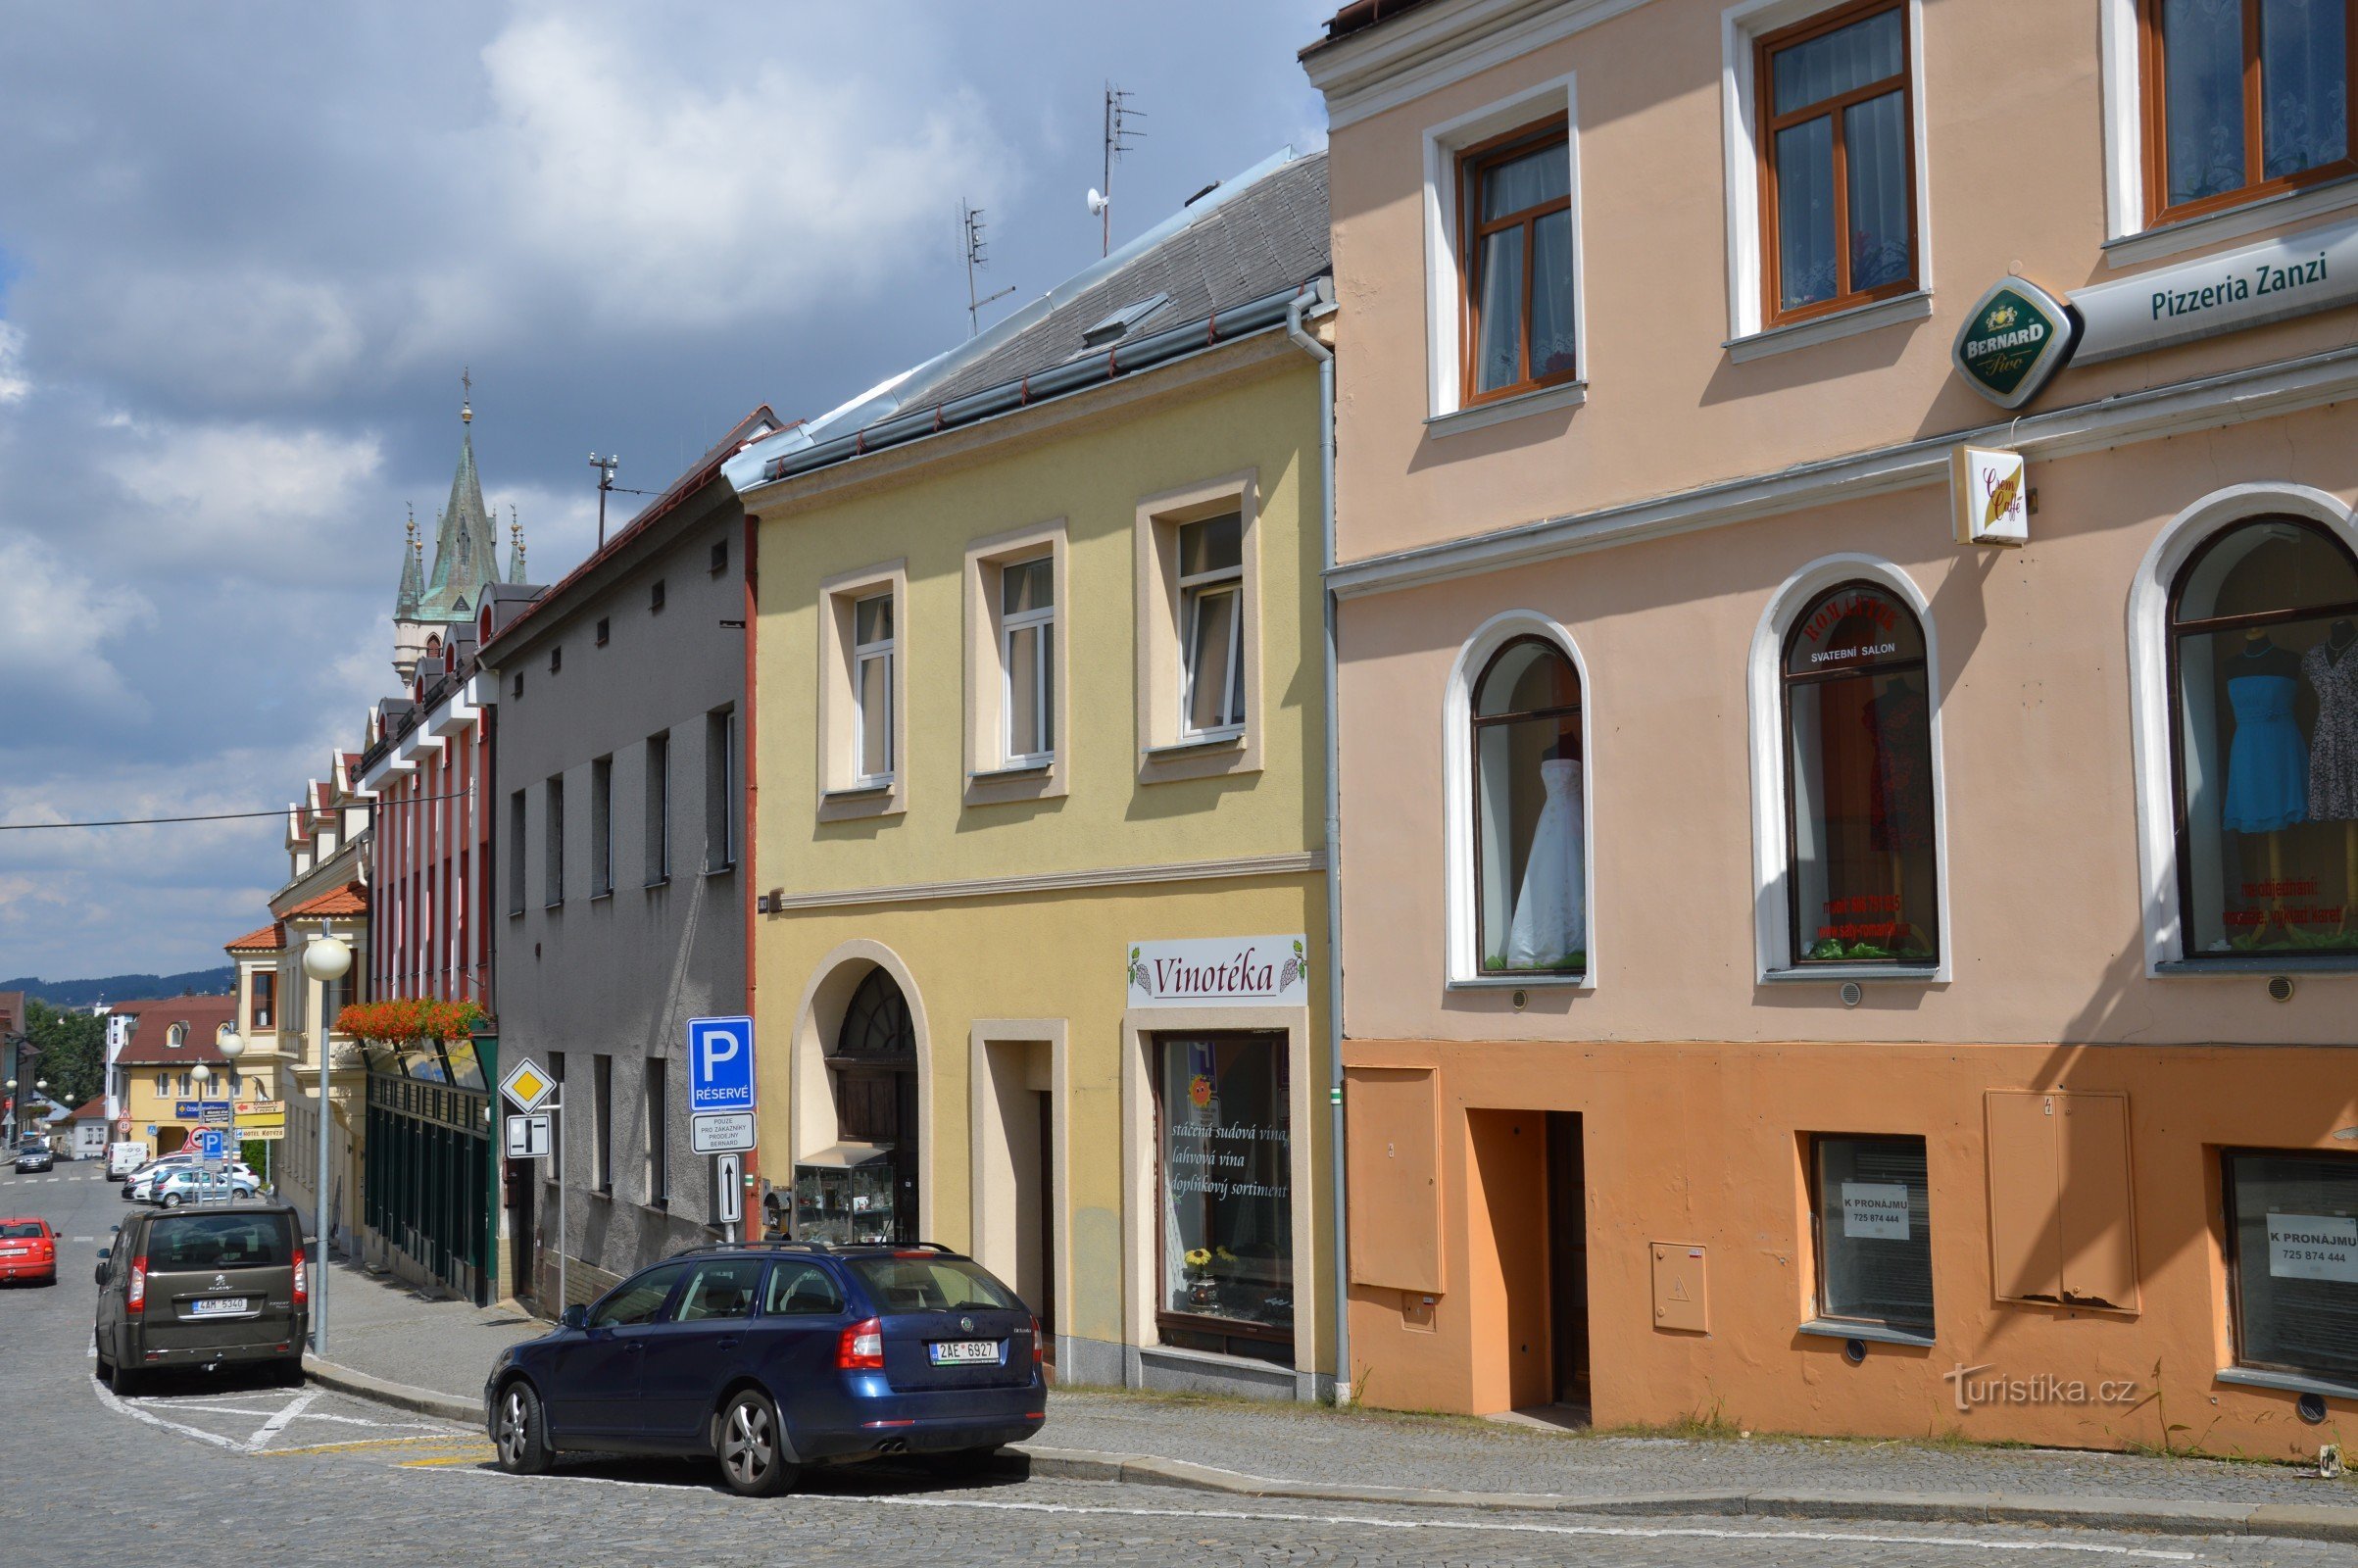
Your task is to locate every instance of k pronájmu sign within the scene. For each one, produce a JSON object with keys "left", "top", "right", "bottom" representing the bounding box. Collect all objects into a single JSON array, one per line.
[
  {"left": 2071, "top": 212, "right": 2358, "bottom": 367},
  {"left": 1126, "top": 935, "right": 1310, "bottom": 1008},
  {"left": 1950, "top": 276, "right": 2077, "bottom": 409}
]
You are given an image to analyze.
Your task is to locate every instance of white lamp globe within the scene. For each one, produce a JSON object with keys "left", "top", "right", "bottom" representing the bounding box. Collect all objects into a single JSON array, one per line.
[
  {"left": 218, "top": 1031, "right": 246, "bottom": 1063},
  {"left": 304, "top": 934, "right": 353, "bottom": 983},
  {"left": 191, "top": 1064, "right": 210, "bottom": 1086}
]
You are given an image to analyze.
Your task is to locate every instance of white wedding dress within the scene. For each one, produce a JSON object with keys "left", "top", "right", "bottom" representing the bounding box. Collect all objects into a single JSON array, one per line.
[{"left": 1507, "top": 759, "right": 1586, "bottom": 967}]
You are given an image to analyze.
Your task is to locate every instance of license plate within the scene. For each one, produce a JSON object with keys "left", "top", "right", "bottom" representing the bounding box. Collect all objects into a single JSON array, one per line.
[
  {"left": 189, "top": 1298, "right": 249, "bottom": 1316},
  {"left": 928, "top": 1340, "right": 1001, "bottom": 1365}
]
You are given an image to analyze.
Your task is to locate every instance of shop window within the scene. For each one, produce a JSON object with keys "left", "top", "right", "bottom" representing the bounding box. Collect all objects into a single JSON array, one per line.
[
  {"left": 1154, "top": 1034, "right": 1293, "bottom": 1364},
  {"left": 1001, "top": 557, "right": 1056, "bottom": 765},
  {"left": 2169, "top": 516, "right": 2358, "bottom": 957},
  {"left": 2141, "top": 0, "right": 2356, "bottom": 228},
  {"left": 2224, "top": 1148, "right": 2358, "bottom": 1385},
  {"left": 1178, "top": 514, "right": 1247, "bottom": 738},
  {"left": 1472, "top": 637, "right": 1586, "bottom": 976},
  {"left": 1781, "top": 581, "right": 1939, "bottom": 966},
  {"left": 1756, "top": 0, "right": 1918, "bottom": 324},
  {"left": 1458, "top": 116, "right": 1578, "bottom": 405},
  {"left": 1808, "top": 1134, "right": 1933, "bottom": 1334}
]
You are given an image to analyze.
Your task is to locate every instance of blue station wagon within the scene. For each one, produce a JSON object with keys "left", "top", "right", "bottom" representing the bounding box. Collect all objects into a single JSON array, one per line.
[{"left": 483, "top": 1241, "right": 1046, "bottom": 1496}]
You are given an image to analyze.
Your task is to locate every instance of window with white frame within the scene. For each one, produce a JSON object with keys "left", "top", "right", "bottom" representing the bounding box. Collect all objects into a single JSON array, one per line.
[
  {"left": 1001, "top": 557, "right": 1056, "bottom": 764},
  {"left": 1178, "top": 514, "right": 1247, "bottom": 737},
  {"left": 1473, "top": 638, "right": 1587, "bottom": 976},
  {"left": 854, "top": 592, "right": 896, "bottom": 783}
]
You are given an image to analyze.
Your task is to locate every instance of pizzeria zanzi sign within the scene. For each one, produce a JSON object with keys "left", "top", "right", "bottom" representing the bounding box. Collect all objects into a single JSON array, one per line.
[{"left": 2072, "top": 212, "right": 2358, "bottom": 365}]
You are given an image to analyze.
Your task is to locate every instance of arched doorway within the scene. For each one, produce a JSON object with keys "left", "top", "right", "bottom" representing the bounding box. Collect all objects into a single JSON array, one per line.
[{"left": 798, "top": 967, "right": 921, "bottom": 1244}]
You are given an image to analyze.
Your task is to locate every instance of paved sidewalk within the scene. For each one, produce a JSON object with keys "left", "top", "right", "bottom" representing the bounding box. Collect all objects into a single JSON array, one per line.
[{"left": 295, "top": 1274, "right": 2358, "bottom": 1542}]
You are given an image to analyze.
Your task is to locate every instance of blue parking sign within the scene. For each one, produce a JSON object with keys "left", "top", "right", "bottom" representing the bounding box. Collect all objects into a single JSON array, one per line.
[
  {"left": 195, "top": 1127, "right": 227, "bottom": 1160},
  {"left": 687, "top": 1016, "right": 756, "bottom": 1114}
]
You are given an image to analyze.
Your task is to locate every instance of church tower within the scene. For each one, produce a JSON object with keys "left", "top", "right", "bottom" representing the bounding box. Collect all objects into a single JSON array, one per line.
[{"left": 393, "top": 372, "right": 511, "bottom": 682}]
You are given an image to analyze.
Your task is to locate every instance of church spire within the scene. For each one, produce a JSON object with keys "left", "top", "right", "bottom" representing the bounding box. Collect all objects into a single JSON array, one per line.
[
  {"left": 507, "top": 507, "right": 527, "bottom": 584},
  {"left": 394, "top": 508, "right": 422, "bottom": 615},
  {"left": 420, "top": 368, "right": 501, "bottom": 616}
]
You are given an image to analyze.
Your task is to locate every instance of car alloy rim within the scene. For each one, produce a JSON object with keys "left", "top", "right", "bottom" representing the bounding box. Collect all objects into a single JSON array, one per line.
[
  {"left": 722, "top": 1398, "right": 772, "bottom": 1485},
  {"left": 499, "top": 1390, "right": 526, "bottom": 1464}
]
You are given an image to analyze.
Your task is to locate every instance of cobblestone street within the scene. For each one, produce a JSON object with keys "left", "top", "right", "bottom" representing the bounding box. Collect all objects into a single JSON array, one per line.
[{"left": 7, "top": 1167, "right": 2357, "bottom": 1567}]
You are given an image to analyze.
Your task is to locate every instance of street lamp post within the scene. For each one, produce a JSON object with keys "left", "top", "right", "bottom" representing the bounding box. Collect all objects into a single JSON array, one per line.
[
  {"left": 217, "top": 1031, "right": 245, "bottom": 1200},
  {"left": 3, "top": 1079, "right": 14, "bottom": 1146},
  {"left": 190, "top": 1064, "right": 216, "bottom": 1200},
  {"left": 31, "top": 1078, "right": 46, "bottom": 1147},
  {"left": 302, "top": 927, "right": 352, "bottom": 1356}
]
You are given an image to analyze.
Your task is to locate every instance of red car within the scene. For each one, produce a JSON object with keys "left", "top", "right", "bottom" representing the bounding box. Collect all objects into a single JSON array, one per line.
[{"left": 0, "top": 1218, "right": 56, "bottom": 1285}]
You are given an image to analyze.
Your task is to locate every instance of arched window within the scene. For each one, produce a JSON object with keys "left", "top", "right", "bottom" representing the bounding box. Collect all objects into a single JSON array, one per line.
[
  {"left": 1780, "top": 582, "right": 1938, "bottom": 966},
  {"left": 2168, "top": 516, "right": 2358, "bottom": 957},
  {"left": 1472, "top": 637, "right": 1585, "bottom": 975},
  {"left": 823, "top": 967, "right": 918, "bottom": 1243},
  {"left": 167, "top": 1022, "right": 187, "bottom": 1049}
]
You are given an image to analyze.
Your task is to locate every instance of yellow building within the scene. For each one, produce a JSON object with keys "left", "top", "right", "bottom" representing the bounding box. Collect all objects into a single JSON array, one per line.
[
  {"left": 109, "top": 997, "right": 274, "bottom": 1160},
  {"left": 727, "top": 151, "right": 1339, "bottom": 1398}
]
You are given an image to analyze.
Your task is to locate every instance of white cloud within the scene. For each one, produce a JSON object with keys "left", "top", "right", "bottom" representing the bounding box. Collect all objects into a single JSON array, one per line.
[
  {"left": 113, "top": 418, "right": 385, "bottom": 577},
  {"left": 0, "top": 535, "right": 155, "bottom": 712},
  {"left": 0, "top": 321, "right": 28, "bottom": 404}
]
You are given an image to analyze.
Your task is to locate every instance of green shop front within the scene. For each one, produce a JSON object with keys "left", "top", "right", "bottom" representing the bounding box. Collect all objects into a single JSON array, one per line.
[{"left": 359, "top": 1029, "right": 499, "bottom": 1305}]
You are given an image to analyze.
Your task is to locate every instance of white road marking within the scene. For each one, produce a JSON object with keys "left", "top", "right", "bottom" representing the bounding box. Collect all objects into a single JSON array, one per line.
[
  {"left": 425, "top": 1469, "right": 2201, "bottom": 1560},
  {"left": 247, "top": 1389, "right": 319, "bottom": 1450},
  {"left": 90, "top": 1376, "right": 247, "bottom": 1452}
]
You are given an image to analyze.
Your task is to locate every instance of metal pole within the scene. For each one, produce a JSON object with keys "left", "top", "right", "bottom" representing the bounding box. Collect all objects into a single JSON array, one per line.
[
  {"left": 553, "top": 1092, "right": 566, "bottom": 1317},
  {"left": 314, "top": 982, "right": 331, "bottom": 1355}
]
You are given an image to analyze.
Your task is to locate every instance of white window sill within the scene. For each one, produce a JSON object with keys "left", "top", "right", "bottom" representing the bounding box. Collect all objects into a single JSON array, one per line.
[
  {"left": 973, "top": 760, "right": 1053, "bottom": 780},
  {"left": 1147, "top": 730, "right": 1244, "bottom": 759},
  {"left": 1725, "top": 290, "right": 1934, "bottom": 364},
  {"left": 702, "top": 862, "right": 735, "bottom": 879},
  {"left": 2106, "top": 177, "right": 2358, "bottom": 269},
  {"left": 1759, "top": 964, "right": 1940, "bottom": 985},
  {"left": 2214, "top": 1365, "right": 2358, "bottom": 1401},
  {"left": 1425, "top": 379, "right": 1588, "bottom": 438},
  {"left": 824, "top": 782, "right": 895, "bottom": 802},
  {"left": 1448, "top": 972, "right": 1590, "bottom": 992},
  {"left": 1799, "top": 1318, "right": 1935, "bottom": 1349}
]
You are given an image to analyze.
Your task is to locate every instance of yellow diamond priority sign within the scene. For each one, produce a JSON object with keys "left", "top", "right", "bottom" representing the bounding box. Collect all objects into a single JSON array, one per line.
[{"left": 500, "top": 1056, "right": 555, "bottom": 1113}]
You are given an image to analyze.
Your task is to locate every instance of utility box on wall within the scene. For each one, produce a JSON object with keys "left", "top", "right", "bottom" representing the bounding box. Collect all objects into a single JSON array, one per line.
[{"left": 1651, "top": 1241, "right": 1708, "bottom": 1333}]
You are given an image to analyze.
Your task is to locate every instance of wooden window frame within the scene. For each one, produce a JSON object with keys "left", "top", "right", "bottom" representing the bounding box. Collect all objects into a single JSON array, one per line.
[
  {"left": 2140, "top": 0, "right": 2358, "bottom": 228},
  {"left": 1755, "top": 0, "right": 1919, "bottom": 329},
  {"left": 1456, "top": 114, "right": 1578, "bottom": 408},
  {"left": 1468, "top": 635, "right": 1586, "bottom": 979}
]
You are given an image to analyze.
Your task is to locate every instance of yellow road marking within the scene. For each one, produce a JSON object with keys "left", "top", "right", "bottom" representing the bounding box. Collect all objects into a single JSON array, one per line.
[
  {"left": 396, "top": 1453, "right": 499, "bottom": 1468},
  {"left": 259, "top": 1434, "right": 484, "bottom": 1457}
]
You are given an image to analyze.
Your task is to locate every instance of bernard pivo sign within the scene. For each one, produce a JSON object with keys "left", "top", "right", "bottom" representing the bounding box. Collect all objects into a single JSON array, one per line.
[{"left": 1127, "top": 934, "right": 1310, "bottom": 1008}]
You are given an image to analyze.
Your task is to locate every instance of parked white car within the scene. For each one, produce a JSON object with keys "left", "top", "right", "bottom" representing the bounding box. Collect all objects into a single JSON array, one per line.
[
  {"left": 126, "top": 1159, "right": 256, "bottom": 1202},
  {"left": 144, "top": 1167, "right": 262, "bottom": 1207}
]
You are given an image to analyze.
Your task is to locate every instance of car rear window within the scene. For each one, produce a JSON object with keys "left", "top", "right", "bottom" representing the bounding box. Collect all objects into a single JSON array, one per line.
[
  {"left": 145, "top": 1213, "right": 289, "bottom": 1270},
  {"left": 0, "top": 1221, "right": 44, "bottom": 1239},
  {"left": 849, "top": 1256, "right": 1020, "bottom": 1313}
]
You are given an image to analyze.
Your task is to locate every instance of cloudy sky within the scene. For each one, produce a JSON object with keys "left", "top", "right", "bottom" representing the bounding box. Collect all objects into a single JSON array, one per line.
[{"left": 0, "top": 1, "right": 1332, "bottom": 982}]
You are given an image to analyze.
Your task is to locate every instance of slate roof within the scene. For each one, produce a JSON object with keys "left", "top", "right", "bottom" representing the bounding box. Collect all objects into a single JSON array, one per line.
[{"left": 917, "top": 150, "right": 1328, "bottom": 407}]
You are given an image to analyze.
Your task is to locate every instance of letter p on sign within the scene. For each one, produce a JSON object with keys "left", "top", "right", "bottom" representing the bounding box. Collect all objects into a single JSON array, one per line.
[{"left": 686, "top": 1015, "right": 757, "bottom": 1113}]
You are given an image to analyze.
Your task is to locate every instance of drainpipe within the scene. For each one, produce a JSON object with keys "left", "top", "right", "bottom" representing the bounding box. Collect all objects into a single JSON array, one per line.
[{"left": 1286, "top": 277, "right": 1349, "bottom": 1404}]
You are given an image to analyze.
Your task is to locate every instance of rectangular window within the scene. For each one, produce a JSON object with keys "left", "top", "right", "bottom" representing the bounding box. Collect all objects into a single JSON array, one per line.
[
  {"left": 706, "top": 707, "right": 737, "bottom": 871},
  {"left": 1001, "top": 556, "right": 1056, "bottom": 764},
  {"left": 595, "top": 617, "right": 610, "bottom": 647},
  {"left": 710, "top": 539, "right": 728, "bottom": 576},
  {"left": 650, "top": 578, "right": 666, "bottom": 613},
  {"left": 550, "top": 645, "right": 562, "bottom": 674},
  {"left": 2224, "top": 1149, "right": 2358, "bottom": 1385},
  {"left": 644, "top": 732, "right": 670, "bottom": 886},
  {"left": 249, "top": 972, "right": 274, "bottom": 1032},
  {"left": 544, "top": 777, "right": 565, "bottom": 907},
  {"left": 1154, "top": 1033, "right": 1294, "bottom": 1364},
  {"left": 2144, "top": 0, "right": 2356, "bottom": 226},
  {"left": 1809, "top": 1135, "right": 1934, "bottom": 1333},
  {"left": 1458, "top": 116, "right": 1577, "bottom": 404},
  {"left": 590, "top": 756, "right": 614, "bottom": 898},
  {"left": 645, "top": 1057, "right": 669, "bottom": 1208},
  {"left": 593, "top": 1054, "right": 614, "bottom": 1194},
  {"left": 1757, "top": 0, "right": 1917, "bottom": 325},
  {"left": 1177, "top": 514, "right": 1247, "bottom": 737},
  {"left": 854, "top": 593, "right": 895, "bottom": 781},
  {"left": 508, "top": 789, "right": 527, "bottom": 915}
]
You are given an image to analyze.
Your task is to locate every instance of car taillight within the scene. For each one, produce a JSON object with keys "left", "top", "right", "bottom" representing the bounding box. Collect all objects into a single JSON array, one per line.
[
  {"left": 837, "top": 1316, "right": 885, "bottom": 1370},
  {"left": 292, "top": 1247, "right": 308, "bottom": 1308},
  {"left": 128, "top": 1256, "right": 148, "bottom": 1312},
  {"left": 1032, "top": 1314, "right": 1045, "bottom": 1364}
]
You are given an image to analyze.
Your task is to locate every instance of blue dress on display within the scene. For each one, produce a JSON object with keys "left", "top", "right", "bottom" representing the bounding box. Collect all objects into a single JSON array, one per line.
[{"left": 2222, "top": 673, "right": 2309, "bottom": 834}]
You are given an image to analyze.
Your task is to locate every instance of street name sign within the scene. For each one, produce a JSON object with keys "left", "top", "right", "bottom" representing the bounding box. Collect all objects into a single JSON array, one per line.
[
  {"left": 500, "top": 1056, "right": 556, "bottom": 1113},
  {"left": 687, "top": 1016, "right": 757, "bottom": 1114},
  {"left": 505, "top": 1112, "right": 552, "bottom": 1160},
  {"left": 691, "top": 1111, "right": 756, "bottom": 1154}
]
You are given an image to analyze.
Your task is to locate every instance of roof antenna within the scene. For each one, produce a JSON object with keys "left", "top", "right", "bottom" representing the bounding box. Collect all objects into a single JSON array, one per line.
[
  {"left": 1090, "top": 83, "right": 1145, "bottom": 257},
  {"left": 589, "top": 452, "right": 619, "bottom": 550},
  {"left": 961, "top": 200, "right": 1015, "bottom": 338}
]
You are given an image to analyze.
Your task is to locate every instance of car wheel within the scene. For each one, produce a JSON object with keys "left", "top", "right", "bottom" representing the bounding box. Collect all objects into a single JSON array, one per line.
[
  {"left": 161, "top": 1193, "right": 182, "bottom": 1208},
  {"left": 923, "top": 1446, "right": 1005, "bottom": 1481},
  {"left": 107, "top": 1358, "right": 142, "bottom": 1397},
  {"left": 714, "top": 1388, "right": 796, "bottom": 1497},
  {"left": 492, "top": 1380, "right": 553, "bottom": 1476}
]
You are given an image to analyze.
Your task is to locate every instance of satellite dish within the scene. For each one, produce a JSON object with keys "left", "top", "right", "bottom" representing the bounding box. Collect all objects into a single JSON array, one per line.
[{"left": 1086, "top": 187, "right": 1108, "bottom": 218}]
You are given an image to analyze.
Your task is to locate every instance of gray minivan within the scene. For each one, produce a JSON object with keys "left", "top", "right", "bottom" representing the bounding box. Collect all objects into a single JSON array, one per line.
[{"left": 94, "top": 1200, "right": 308, "bottom": 1395}]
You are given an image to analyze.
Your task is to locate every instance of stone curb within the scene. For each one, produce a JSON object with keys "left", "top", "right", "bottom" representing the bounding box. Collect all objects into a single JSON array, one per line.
[
  {"left": 1013, "top": 1445, "right": 2358, "bottom": 1544},
  {"left": 302, "top": 1354, "right": 479, "bottom": 1427}
]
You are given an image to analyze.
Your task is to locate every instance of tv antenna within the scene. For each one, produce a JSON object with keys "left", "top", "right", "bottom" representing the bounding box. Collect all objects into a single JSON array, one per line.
[
  {"left": 1089, "top": 83, "right": 1145, "bottom": 257},
  {"left": 960, "top": 201, "right": 1015, "bottom": 337},
  {"left": 589, "top": 452, "right": 618, "bottom": 549}
]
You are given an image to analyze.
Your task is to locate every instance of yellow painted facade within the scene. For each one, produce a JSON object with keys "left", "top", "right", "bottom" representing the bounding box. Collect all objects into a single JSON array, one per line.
[{"left": 747, "top": 340, "right": 1335, "bottom": 1396}]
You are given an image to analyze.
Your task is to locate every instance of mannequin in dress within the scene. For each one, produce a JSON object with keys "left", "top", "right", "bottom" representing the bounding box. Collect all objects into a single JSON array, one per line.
[
  {"left": 1506, "top": 736, "right": 1586, "bottom": 969},
  {"left": 2303, "top": 617, "right": 2358, "bottom": 934},
  {"left": 2225, "top": 630, "right": 2310, "bottom": 943}
]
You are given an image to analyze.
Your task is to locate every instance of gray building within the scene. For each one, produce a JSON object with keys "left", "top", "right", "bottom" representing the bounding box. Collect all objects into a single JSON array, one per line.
[{"left": 481, "top": 406, "right": 781, "bottom": 1306}]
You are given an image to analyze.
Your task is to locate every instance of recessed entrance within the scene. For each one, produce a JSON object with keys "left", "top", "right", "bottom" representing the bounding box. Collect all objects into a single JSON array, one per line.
[
  {"left": 796, "top": 966, "right": 921, "bottom": 1245},
  {"left": 1467, "top": 1106, "right": 1589, "bottom": 1421},
  {"left": 973, "top": 1033, "right": 1057, "bottom": 1376}
]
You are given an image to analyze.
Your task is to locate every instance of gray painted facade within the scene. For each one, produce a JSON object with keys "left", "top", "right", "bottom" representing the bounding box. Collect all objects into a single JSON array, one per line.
[{"left": 482, "top": 463, "right": 752, "bottom": 1306}]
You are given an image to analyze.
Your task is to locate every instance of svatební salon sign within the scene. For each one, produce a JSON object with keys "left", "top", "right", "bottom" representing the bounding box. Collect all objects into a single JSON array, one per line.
[{"left": 1127, "top": 935, "right": 1309, "bottom": 1008}]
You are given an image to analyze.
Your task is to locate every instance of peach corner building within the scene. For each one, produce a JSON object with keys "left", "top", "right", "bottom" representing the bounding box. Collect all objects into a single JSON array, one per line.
[{"left": 1304, "top": 0, "right": 2358, "bottom": 1453}]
